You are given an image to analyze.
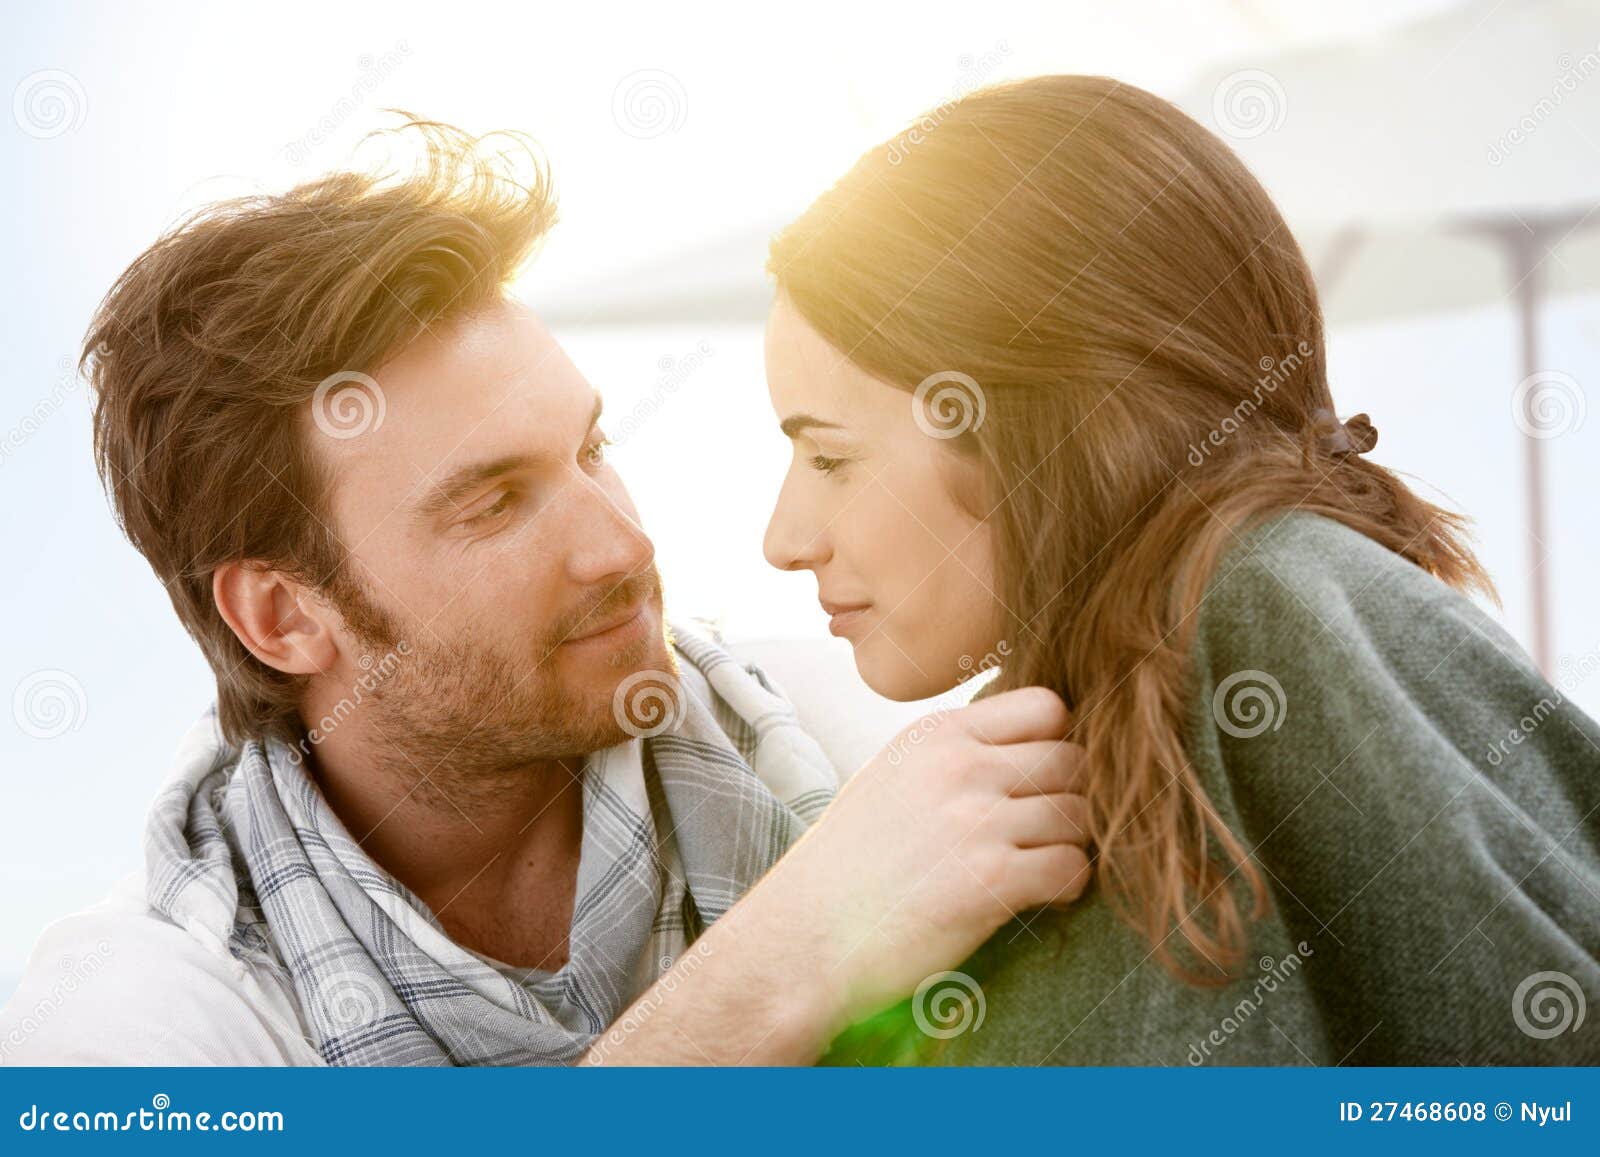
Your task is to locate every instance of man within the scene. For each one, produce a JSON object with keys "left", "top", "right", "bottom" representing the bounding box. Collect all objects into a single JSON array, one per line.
[{"left": 0, "top": 123, "right": 1090, "bottom": 1065}]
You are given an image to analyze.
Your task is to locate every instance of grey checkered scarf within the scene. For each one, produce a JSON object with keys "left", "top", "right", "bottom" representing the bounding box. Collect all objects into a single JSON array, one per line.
[{"left": 143, "top": 626, "right": 837, "bottom": 1066}]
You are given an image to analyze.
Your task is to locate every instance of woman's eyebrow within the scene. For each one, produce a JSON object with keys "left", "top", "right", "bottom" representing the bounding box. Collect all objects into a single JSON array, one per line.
[{"left": 779, "top": 413, "right": 843, "bottom": 438}]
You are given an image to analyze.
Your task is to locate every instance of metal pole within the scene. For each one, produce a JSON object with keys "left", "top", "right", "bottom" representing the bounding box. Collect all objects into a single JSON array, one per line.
[{"left": 1508, "top": 232, "right": 1553, "bottom": 678}]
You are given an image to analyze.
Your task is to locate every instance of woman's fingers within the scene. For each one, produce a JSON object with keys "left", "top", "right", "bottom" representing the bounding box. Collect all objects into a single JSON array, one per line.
[
  {"left": 992, "top": 739, "right": 1087, "bottom": 796},
  {"left": 1000, "top": 791, "right": 1091, "bottom": 848},
  {"left": 953, "top": 686, "right": 1071, "bottom": 744},
  {"left": 1004, "top": 843, "right": 1093, "bottom": 909}
]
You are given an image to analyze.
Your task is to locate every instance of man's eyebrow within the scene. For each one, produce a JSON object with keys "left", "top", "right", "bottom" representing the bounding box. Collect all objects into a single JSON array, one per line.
[
  {"left": 779, "top": 413, "right": 843, "bottom": 438},
  {"left": 416, "top": 393, "right": 605, "bottom": 519},
  {"left": 414, "top": 452, "right": 538, "bottom": 518}
]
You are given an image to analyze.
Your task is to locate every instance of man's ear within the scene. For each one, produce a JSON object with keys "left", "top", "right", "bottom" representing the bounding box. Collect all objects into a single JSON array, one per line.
[{"left": 212, "top": 562, "right": 341, "bottom": 676}]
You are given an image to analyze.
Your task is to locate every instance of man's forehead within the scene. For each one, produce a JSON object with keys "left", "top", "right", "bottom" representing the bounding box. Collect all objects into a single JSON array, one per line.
[{"left": 305, "top": 300, "right": 596, "bottom": 493}]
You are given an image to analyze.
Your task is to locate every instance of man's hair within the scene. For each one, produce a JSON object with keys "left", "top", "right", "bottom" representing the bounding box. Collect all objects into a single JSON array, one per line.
[{"left": 83, "top": 120, "right": 556, "bottom": 745}]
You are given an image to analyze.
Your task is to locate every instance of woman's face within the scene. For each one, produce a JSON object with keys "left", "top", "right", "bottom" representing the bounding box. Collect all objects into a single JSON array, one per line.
[{"left": 763, "top": 294, "right": 1002, "bottom": 701}]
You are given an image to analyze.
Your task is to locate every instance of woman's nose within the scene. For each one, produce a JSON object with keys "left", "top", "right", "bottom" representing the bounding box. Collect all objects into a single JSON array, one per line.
[{"left": 763, "top": 479, "right": 826, "bottom": 572}]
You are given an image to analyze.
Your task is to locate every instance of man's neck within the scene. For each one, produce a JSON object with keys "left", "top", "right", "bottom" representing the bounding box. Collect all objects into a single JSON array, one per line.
[{"left": 301, "top": 716, "right": 586, "bottom": 972}]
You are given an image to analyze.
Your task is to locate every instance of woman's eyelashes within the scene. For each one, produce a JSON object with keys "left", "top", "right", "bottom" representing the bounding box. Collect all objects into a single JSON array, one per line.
[{"left": 806, "top": 442, "right": 861, "bottom": 478}]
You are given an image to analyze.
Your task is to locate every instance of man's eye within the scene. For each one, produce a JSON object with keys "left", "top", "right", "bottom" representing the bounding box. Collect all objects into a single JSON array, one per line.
[
  {"left": 464, "top": 492, "right": 514, "bottom": 525},
  {"left": 809, "top": 454, "right": 844, "bottom": 476}
]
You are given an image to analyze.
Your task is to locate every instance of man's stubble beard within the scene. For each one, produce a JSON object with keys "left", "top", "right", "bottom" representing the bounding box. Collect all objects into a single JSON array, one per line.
[{"left": 318, "top": 567, "right": 674, "bottom": 806}]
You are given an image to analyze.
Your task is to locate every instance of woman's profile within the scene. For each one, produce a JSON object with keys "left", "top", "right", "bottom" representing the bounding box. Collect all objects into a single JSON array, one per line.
[{"left": 761, "top": 74, "right": 1600, "bottom": 1064}]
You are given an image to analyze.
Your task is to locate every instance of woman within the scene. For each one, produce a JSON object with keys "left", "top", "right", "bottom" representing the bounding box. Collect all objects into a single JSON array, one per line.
[{"left": 761, "top": 75, "right": 1600, "bottom": 1064}]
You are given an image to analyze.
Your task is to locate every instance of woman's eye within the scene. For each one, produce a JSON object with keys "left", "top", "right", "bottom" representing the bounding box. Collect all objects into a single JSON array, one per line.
[
  {"left": 584, "top": 435, "right": 612, "bottom": 467},
  {"left": 809, "top": 454, "right": 844, "bottom": 476}
]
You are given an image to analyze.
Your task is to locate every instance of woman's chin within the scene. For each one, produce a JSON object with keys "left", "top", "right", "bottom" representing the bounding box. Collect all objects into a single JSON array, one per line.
[{"left": 849, "top": 639, "right": 958, "bottom": 703}]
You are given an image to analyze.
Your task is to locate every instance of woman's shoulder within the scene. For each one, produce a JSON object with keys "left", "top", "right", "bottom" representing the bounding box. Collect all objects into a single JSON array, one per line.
[
  {"left": 1193, "top": 511, "right": 1539, "bottom": 689},
  {"left": 1185, "top": 508, "right": 1599, "bottom": 847},
  {"left": 1182, "top": 508, "right": 1579, "bottom": 826},
  {"left": 1204, "top": 510, "right": 1459, "bottom": 626}
]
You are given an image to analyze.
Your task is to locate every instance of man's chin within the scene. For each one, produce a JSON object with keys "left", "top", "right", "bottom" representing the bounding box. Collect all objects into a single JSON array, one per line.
[{"left": 551, "top": 617, "right": 678, "bottom": 753}]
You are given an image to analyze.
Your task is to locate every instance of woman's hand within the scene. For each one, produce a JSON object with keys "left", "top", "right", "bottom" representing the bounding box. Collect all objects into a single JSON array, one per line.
[
  {"left": 760, "top": 685, "right": 1091, "bottom": 1037},
  {"left": 583, "top": 686, "right": 1091, "bottom": 1064}
]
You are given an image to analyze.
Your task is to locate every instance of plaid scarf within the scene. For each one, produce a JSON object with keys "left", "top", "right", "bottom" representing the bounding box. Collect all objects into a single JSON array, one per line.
[{"left": 143, "top": 625, "right": 837, "bottom": 1065}]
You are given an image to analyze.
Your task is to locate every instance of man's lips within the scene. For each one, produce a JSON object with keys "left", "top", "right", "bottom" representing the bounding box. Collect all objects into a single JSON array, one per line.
[{"left": 565, "top": 597, "right": 651, "bottom": 643}]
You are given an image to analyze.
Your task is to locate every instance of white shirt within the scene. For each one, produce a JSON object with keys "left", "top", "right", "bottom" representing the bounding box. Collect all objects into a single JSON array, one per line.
[{"left": 0, "top": 871, "right": 321, "bottom": 1065}]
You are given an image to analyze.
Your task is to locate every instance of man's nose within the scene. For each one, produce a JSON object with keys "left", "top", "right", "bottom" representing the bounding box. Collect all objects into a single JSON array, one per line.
[{"left": 566, "top": 473, "right": 655, "bottom": 586}]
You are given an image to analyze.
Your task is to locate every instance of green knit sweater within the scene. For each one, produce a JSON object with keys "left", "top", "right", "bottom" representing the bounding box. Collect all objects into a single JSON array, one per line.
[{"left": 823, "top": 512, "right": 1600, "bottom": 1065}]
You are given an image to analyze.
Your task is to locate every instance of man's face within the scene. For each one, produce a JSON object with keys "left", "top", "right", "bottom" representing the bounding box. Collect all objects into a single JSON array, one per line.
[{"left": 305, "top": 298, "right": 672, "bottom": 781}]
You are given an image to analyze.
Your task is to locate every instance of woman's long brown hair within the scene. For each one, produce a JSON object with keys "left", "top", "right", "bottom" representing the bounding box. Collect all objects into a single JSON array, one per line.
[{"left": 771, "top": 76, "right": 1494, "bottom": 983}]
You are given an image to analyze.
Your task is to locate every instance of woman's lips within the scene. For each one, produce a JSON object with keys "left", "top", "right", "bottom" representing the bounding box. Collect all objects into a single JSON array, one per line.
[{"left": 821, "top": 601, "right": 872, "bottom": 638}]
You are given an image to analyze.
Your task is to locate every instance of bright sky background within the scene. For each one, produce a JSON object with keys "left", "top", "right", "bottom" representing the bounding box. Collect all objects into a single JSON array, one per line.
[{"left": 3, "top": 0, "right": 1597, "bottom": 996}]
